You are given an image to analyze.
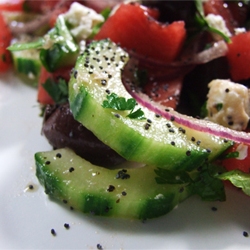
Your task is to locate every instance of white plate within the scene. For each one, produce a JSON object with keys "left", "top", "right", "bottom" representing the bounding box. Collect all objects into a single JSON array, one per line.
[{"left": 1, "top": 71, "right": 250, "bottom": 250}]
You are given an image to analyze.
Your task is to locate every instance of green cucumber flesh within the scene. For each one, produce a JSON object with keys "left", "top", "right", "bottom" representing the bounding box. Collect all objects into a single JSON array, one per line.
[
  {"left": 35, "top": 148, "right": 194, "bottom": 220},
  {"left": 11, "top": 36, "right": 41, "bottom": 85},
  {"left": 68, "top": 39, "right": 231, "bottom": 171}
]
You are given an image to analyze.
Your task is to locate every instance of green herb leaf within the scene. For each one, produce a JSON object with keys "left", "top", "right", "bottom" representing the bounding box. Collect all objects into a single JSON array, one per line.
[
  {"left": 217, "top": 170, "right": 250, "bottom": 196},
  {"left": 215, "top": 103, "right": 223, "bottom": 111},
  {"left": 155, "top": 163, "right": 226, "bottom": 201},
  {"left": 155, "top": 168, "right": 192, "bottom": 185},
  {"left": 223, "top": 151, "right": 239, "bottom": 159},
  {"left": 102, "top": 93, "right": 145, "bottom": 119},
  {"left": 193, "top": 164, "right": 226, "bottom": 201},
  {"left": 42, "top": 78, "right": 68, "bottom": 104},
  {"left": 127, "top": 108, "right": 145, "bottom": 120}
]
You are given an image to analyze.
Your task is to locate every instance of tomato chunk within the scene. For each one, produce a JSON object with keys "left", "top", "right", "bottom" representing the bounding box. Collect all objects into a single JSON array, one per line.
[
  {"left": 37, "top": 67, "right": 54, "bottom": 105},
  {"left": 95, "top": 3, "right": 186, "bottom": 63},
  {"left": 0, "top": 0, "right": 25, "bottom": 11},
  {"left": 0, "top": 13, "right": 12, "bottom": 72},
  {"left": 37, "top": 66, "right": 71, "bottom": 105},
  {"left": 221, "top": 143, "right": 250, "bottom": 173},
  {"left": 226, "top": 31, "right": 250, "bottom": 81}
]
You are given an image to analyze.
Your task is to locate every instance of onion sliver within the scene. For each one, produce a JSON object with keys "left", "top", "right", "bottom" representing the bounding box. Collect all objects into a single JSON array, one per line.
[{"left": 122, "top": 58, "right": 250, "bottom": 145}]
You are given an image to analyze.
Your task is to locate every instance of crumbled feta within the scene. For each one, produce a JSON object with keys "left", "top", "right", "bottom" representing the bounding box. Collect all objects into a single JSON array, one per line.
[
  {"left": 205, "top": 14, "right": 232, "bottom": 39},
  {"left": 235, "top": 143, "right": 248, "bottom": 160},
  {"left": 234, "top": 27, "right": 246, "bottom": 35},
  {"left": 206, "top": 79, "right": 250, "bottom": 131},
  {"left": 62, "top": 2, "right": 104, "bottom": 41}
]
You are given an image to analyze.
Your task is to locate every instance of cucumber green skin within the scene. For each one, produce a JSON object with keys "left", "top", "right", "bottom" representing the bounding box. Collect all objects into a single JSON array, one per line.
[
  {"left": 68, "top": 39, "right": 231, "bottom": 172},
  {"left": 35, "top": 148, "right": 194, "bottom": 220},
  {"left": 40, "top": 45, "right": 79, "bottom": 72},
  {"left": 11, "top": 49, "right": 42, "bottom": 85}
]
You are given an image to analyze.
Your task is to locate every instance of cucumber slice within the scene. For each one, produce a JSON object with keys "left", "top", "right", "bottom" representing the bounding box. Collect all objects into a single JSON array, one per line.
[
  {"left": 11, "top": 36, "right": 42, "bottom": 86},
  {"left": 68, "top": 39, "right": 231, "bottom": 171},
  {"left": 35, "top": 148, "right": 194, "bottom": 219}
]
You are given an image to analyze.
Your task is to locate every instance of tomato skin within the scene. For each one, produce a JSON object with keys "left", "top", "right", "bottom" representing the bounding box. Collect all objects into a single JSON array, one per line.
[
  {"left": 226, "top": 32, "right": 250, "bottom": 81},
  {"left": 0, "top": 0, "right": 25, "bottom": 11},
  {"left": 0, "top": 13, "right": 12, "bottom": 72},
  {"left": 37, "top": 66, "right": 71, "bottom": 105},
  {"left": 37, "top": 67, "right": 54, "bottom": 105},
  {"left": 221, "top": 143, "right": 250, "bottom": 173},
  {"left": 94, "top": 3, "right": 186, "bottom": 63}
]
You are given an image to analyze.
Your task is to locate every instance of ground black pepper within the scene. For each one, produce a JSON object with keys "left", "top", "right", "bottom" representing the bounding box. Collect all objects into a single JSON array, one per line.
[
  {"left": 97, "top": 243, "right": 103, "bottom": 250},
  {"left": 56, "top": 153, "right": 62, "bottom": 158},
  {"left": 69, "top": 167, "right": 75, "bottom": 172},
  {"left": 243, "top": 231, "right": 249, "bottom": 237},
  {"left": 107, "top": 185, "right": 115, "bottom": 192},
  {"left": 211, "top": 206, "right": 217, "bottom": 211},
  {"left": 51, "top": 229, "right": 56, "bottom": 236}
]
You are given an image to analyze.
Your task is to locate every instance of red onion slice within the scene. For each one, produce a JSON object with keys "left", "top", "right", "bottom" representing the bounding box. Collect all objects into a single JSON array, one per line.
[{"left": 122, "top": 58, "right": 250, "bottom": 145}]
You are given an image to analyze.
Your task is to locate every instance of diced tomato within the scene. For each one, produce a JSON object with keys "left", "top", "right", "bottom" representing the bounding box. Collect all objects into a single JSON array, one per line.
[
  {"left": 37, "top": 66, "right": 71, "bottom": 105},
  {"left": 0, "top": 13, "right": 12, "bottom": 72},
  {"left": 221, "top": 143, "right": 250, "bottom": 173},
  {"left": 94, "top": 3, "right": 186, "bottom": 63},
  {"left": 226, "top": 31, "right": 250, "bottom": 81},
  {"left": 0, "top": 0, "right": 25, "bottom": 11},
  {"left": 37, "top": 67, "right": 54, "bottom": 105},
  {"left": 203, "top": 0, "right": 237, "bottom": 34}
]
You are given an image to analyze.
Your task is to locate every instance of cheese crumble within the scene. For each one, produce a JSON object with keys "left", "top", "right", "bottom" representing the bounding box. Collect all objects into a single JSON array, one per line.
[{"left": 206, "top": 79, "right": 250, "bottom": 131}]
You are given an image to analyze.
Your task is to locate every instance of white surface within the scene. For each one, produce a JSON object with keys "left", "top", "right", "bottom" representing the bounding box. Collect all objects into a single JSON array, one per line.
[{"left": 0, "top": 72, "right": 250, "bottom": 249}]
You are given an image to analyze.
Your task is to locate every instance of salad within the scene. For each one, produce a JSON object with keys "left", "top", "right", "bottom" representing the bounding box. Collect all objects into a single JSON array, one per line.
[{"left": 1, "top": 0, "right": 250, "bottom": 221}]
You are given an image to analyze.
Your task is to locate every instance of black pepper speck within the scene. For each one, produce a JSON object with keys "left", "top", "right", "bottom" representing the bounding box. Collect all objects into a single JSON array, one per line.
[
  {"left": 69, "top": 167, "right": 75, "bottom": 172},
  {"left": 56, "top": 153, "right": 62, "bottom": 158},
  {"left": 97, "top": 243, "right": 103, "bottom": 250},
  {"left": 122, "top": 191, "right": 127, "bottom": 196},
  {"left": 107, "top": 185, "right": 115, "bottom": 192},
  {"left": 243, "top": 231, "right": 249, "bottom": 237},
  {"left": 51, "top": 229, "right": 56, "bottom": 236}
]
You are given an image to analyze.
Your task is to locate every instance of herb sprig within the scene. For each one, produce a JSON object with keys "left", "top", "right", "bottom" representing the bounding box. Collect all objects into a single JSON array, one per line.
[
  {"left": 42, "top": 78, "right": 68, "bottom": 104},
  {"left": 102, "top": 93, "right": 145, "bottom": 120}
]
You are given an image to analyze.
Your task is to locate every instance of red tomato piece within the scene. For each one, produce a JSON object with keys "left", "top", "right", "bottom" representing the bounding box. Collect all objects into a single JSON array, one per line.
[
  {"left": 0, "top": 13, "right": 12, "bottom": 72},
  {"left": 37, "top": 67, "right": 54, "bottom": 105},
  {"left": 226, "top": 31, "right": 250, "bottom": 81},
  {"left": 221, "top": 143, "right": 250, "bottom": 173},
  {"left": 0, "top": 0, "right": 25, "bottom": 11},
  {"left": 37, "top": 66, "right": 71, "bottom": 105},
  {"left": 94, "top": 3, "right": 186, "bottom": 63}
]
